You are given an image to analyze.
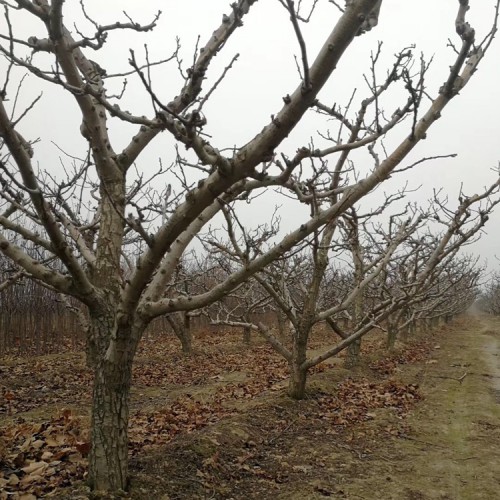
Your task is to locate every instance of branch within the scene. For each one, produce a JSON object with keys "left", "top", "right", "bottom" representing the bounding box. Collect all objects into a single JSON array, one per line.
[{"left": 0, "top": 97, "right": 96, "bottom": 301}]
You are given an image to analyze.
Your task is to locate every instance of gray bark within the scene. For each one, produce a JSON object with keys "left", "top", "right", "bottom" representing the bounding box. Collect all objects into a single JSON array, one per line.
[
  {"left": 167, "top": 313, "right": 193, "bottom": 355},
  {"left": 87, "top": 315, "right": 141, "bottom": 493},
  {"left": 345, "top": 337, "right": 362, "bottom": 368}
]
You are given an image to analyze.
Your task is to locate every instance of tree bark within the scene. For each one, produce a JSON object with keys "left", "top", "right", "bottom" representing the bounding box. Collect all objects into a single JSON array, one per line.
[
  {"left": 167, "top": 313, "right": 192, "bottom": 355},
  {"left": 288, "top": 361, "right": 308, "bottom": 399},
  {"left": 277, "top": 311, "right": 287, "bottom": 340},
  {"left": 288, "top": 333, "right": 308, "bottom": 399},
  {"left": 243, "top": 325, "right": 251, "bottom": 345},
  {"left": 89, "top": 353, "right": 132, "bottom": 493},
  {"left": 344, "top": 213, "right": 364, "bottom": 369},
  {"left": 386, "top": 312, "right": 403, "bottom": 350},
  {"left": 178, "top": 329, "right": 192, "bottom": 355},
  {"left": 87, "top": 314, "right": 138, "bottom": 494},
  {"left": 386, "top": 323, "right": 397, "bottom": 350},
  {"left": 86, "top": 308, "right": 147, "bottom": 494},
  {"left": 344, "top": 338, "right": 361, "bottom": 368}
]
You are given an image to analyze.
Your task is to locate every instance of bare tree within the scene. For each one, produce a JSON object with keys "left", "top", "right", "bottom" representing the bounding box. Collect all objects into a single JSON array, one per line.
[
  {"left": 384, "top": 253, "right": 483, "bottom": 348},
  {"left": 0, "top": 0, "right": 498, "bottom": 494},
  {"left": 381, "top": 189, "right": 498, "bottom": 347},
  {"left": 475, "top": 270, "right": 500, "bottom": 315},
  {"left": 208, "top": 188, "right": 498, "bottom": 398}
]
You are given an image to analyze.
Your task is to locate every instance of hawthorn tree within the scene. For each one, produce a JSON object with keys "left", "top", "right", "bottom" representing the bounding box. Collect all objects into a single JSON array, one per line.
[
  {"left": 0, "top": 0, "right": 499, "bottom": 494},
  {"left": 207, "top": 188, "right": 498, "bottom": 398}
]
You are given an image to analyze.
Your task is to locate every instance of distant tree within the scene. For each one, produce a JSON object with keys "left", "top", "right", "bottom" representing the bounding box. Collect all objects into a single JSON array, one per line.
[
  {"left": 479, "top": 271, "right": 500, "bottom": 315},
  {"left": 0, "top": 0, "right": 498, "bottom": 494},
  {"left": 207, "top": 190, "right": 496, "bottom": 398}
]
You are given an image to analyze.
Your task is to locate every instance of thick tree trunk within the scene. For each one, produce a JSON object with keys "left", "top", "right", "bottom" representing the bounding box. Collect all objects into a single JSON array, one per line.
[
  {"left": 288, "top": 362, "right": 308, "bottom": 399},
  {"left": 386, "top": 324, "right": 397, "bottom": 350},
  {"left": 288, "top": 332, "right": 308, "bottom": 399},
  {"left": 89, "top": 355, "right": 132, "bottom": 493},
  {"left": 277, "top": 311, "right": 287, "bottom": 339},
  {"left": 243, "top": 325, "right": 251, "bottom": 345},
  {"left": 344, "top": 338, "right": 361, "bottom": 368},
  {"left": 167, "top": 313, "right": 192, "bottom": 355},
  {"left": 408, "top": 320, "right": 416, "bottom": 338},
  {"left": 86, "top": 312, "right": 143, "bottom": 494},
  {"left": 178, "top": 330, "right": 192, "bottom": 355}
]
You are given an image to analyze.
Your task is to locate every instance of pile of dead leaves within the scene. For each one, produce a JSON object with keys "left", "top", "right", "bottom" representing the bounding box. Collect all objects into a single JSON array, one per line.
[
  {"left": 133, "top": 342, "right": 290, "bottom": 391},
  {"left": 369, "top": 341, "right": 433, "bottom": 375},
  {"left": 129, "top": 395, "right": 235, "bottom": 455},
  {"left": 0, "top": 410, "right": 88, "bottom": 499},
  {"left": 313, "top": 378, "right": 422, "bottom": 428},
  {"left": 0, "top": 355, "right": 91, "bottom": 416}
]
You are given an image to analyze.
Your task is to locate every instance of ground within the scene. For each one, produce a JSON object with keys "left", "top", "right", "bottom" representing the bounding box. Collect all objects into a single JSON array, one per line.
[{"left": 1, "top": 314, "right": 499, "bottom": 499}]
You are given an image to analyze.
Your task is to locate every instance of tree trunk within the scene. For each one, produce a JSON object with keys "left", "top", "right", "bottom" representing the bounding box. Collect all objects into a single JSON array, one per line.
[
  {"left": 288, "top": 332, "right": 308, "bottom": 399},
  {"left": 178, "top": 329, "right": 192, "bottom": 355},
  {"left": 243, "top": 325, "right": 251, "bottom": 345},
  {"left": 167, "top": 313, "right": 192, "bottom": 355},
  {"left": 408, "top": 320, "right": 416, "bottom": 338},
  {"left": 288, "top": 361, "right": 308, "bottom": 399},
  {"left": 345, "top": 214, "right": 364, "bottom": 369},
  {"left": 277, "top": 311, "right": 287, "bottom": 339},
  {"left": 86, "top": 313, "right": 140, "bottom": 494},
  {"left": 89, "top": 354, "right": 132, "bottom": 494},
  {"left": 344, "top": 338, "right": 361, "bottom": 368},
  {"left": 386, "top": 323, "right": 397, "bottom": 350},
  {"left": 181, "top": 312, "right": 193, "bottom": 356}
]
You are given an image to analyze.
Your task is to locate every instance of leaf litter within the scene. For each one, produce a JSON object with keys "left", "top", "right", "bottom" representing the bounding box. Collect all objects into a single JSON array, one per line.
[{"left": 1, "top": 326, "right": 431, "bottom": 498}]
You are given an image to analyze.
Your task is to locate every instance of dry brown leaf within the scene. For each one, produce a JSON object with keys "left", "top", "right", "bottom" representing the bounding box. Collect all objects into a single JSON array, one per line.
[
  {"left": 21, "top": 461, "right": 49, "bottom": 475},
  {"left": 45, "top": 434, "right": 67, "bottom": 447},
  {"left": 32, "top": 439, "right": 44, "bottom": 449},
  {"left": 7, "top": 474, "right": 19, "bottom": 486}
]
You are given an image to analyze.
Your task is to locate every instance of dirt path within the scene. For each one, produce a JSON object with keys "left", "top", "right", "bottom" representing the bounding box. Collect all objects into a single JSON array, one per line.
[{"left": 335, "top": 314, "right": 500, "bottom": 500}]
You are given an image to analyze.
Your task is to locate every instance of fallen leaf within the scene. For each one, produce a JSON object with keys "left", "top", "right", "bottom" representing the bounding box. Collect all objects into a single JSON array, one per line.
[{"left": 22, "top": 461, "right": 49, "bottom": 475}]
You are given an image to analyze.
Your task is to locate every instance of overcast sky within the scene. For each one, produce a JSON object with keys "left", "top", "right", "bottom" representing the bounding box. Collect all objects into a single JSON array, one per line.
[{"left": 2, "top": 0, "right": 500, "bottom": 270}]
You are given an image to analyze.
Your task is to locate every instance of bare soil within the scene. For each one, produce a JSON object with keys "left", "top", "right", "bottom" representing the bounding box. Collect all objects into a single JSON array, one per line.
[{"left": 1, "top": 315, "right": 500, "bottom": 499}]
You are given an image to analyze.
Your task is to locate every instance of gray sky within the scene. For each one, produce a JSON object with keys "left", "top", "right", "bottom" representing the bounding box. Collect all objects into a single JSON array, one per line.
[{"left": 2, "top": 1, "right": 500, "bottom": 268}]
